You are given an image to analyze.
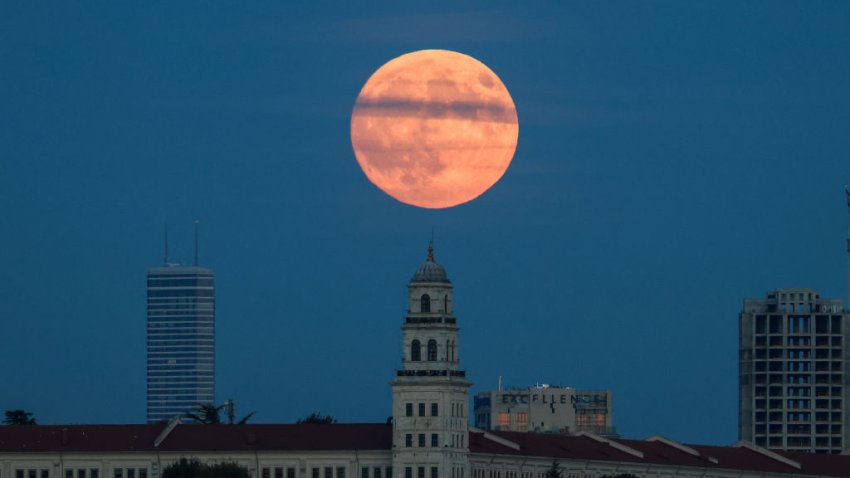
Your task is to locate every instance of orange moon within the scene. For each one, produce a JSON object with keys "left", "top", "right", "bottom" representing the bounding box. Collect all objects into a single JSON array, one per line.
[{"left": 351, "top": 50, "right": 519, "bottom": 209}]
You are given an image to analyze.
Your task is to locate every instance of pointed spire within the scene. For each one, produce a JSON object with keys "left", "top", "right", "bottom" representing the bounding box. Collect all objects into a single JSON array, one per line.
[{"left": 427, "top": 241, "right": 434, "bottom": 262}]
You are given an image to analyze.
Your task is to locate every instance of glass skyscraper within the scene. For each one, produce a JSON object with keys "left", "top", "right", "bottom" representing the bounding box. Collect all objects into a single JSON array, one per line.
[{"left": 146, "top": 265, "right": 215, "bottom": 423}]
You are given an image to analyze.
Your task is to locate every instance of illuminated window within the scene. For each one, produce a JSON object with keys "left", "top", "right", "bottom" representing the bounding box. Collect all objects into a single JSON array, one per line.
[
  {"left": 497, "top": 412, "right": 510, "bottom": 428},
  {"left": 427, "top": 340, "right": 437, "bottom": 361},
  {"left": 411, "top": 340, "right": 421, "bottom": 361},
  {"left": 516, "top": 412, "right": 528, "bottom": 431},
  {"left": 421, "top": 294, "right": 430, "bottom": 313},
  {"left": 594, "top": 414, "right": 605, "bottom": 426}
]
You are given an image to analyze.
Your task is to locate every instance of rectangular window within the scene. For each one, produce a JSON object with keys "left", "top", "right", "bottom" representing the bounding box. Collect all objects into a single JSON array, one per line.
[
  {"left": 431, "top": 469, "right": 438, "bottom": 478},
  {"left": 432, "top": 433, "right": 439, "bottom": 447},
  {"left": 337, "top": 467, "right": 345, "bottom": 478},
  {"left": 406, "top": 433, "right": 413, "bottom": 447},
  {"left": 29, "top": 472, "right": 36, "bottom": 478},
  {"left": 17, "top": 470, "right": 25, "bottom": 478},
  {"left": 78, "top": 471, "right": 86, "bottom": 478},
  {"left": 66, "top": 472, "right": 73, "bottom": 478},
  {"left": 516, "top": 412, "right": 528, "bottom": 431},
  {"left": 127, "top": 470, "right": 134, "bottom": 478},
  {"left": 497, "top": 412, "right": 510, "bottom": 428},
  {"left": 113, "top": 471, "right": 121, "bottom": 478},
  {"left": 406, "top": 403, "right": 413, "bottom": 417},
  {"left": 312, "top": 469, "right": 319, "bottom": 478},
  {"left": 405, "top": 468, "right": 412, "bottom": 478},
  {"left": 325, "top": 468, "right": 333, "bottom": 478},
  {"left": 276, "top": 469, "right": 284, "bottom": 478},
  {"left": 419, "top": 433, "right": 426, "bottom": 447},
  {"left": 362, "top": 468, "right": 369, "bottom": 478},
  {"left": 43, "top": 471, "right": 50, "bottom": 478},
  {"left": 374, "top": 468, "right": 382, "bottom": 478},
  {"left": 264, "top": 469, "right": 271, "bottom": 478},
  {"left": 288, "top": 469, "right": 296, "bottom": 478},
  {"left": 419, "top": 403, "right": 425, "bottom": 417},
  {"left": 138, "top": 471, "right": 146, "bottom": 478},
  {"left": 431, "top": 403, "right": 438, "bottom": 416},
  {"left": 386, "top": 468, "right": 392, "bottom": 478},
  {"left": 418, "top": 468, "right": 425, "bottom": 478}
]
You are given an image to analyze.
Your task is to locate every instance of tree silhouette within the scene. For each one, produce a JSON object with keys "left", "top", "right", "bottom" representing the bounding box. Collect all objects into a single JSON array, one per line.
[
  {"left": 296, "top": 412, "right": 337, "bottom": 424},
  {"left": 185, "top": 401, "right": 255, "bottom": 424},
  {"left": 544, "top": 461, "right": 561, "bottom": 478},
  {"left": 3, "top": 410, "right": 36, "bottom": 425},
  {"left": 162, "top": 458, "right": 249, "bottom": 478}
]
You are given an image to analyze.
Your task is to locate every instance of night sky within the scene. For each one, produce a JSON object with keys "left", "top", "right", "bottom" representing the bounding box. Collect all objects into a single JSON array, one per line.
[{"left": 2, "top": 2, "right": 849, "bottom": 446}]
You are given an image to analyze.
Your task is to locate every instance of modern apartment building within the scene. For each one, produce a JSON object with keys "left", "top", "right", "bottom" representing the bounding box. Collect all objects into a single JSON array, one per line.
[
  {"left": 739, "top": 288, "right": 849, "bottom": 453},
  {"left": 473, "top": 385, "right": 614, "bottom": 436},
  {"left": 146, "top": 265, "right": 215, "bottom": 423}
]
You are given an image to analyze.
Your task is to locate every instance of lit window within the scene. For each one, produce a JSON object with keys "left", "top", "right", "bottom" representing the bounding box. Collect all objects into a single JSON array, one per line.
[
  {"left": 516, "top": 412, "right": 528, "bottom": 431},
  {"left": 498, "top": 412, "right": 510, "bottom": 428}
]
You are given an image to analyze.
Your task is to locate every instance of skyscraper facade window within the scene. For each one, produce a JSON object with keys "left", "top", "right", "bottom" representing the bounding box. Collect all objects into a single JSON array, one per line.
[
  {"left": 739, "top": 288, "right": 849, "bottom": 454},
  {"left": 146, "top": 265, "right": 215, "bottom": 423}
]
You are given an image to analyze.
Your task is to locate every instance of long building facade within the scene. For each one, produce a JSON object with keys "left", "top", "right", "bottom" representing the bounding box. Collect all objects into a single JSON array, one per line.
[
  {"left": 739, "top": 288, "right": 850, "bottom": 454},
  {"left": 4, "top": 248, "right": 850, "bottom": 478},
  {"left": 146, "top": 265, "right": 215, "bottom": 423}
]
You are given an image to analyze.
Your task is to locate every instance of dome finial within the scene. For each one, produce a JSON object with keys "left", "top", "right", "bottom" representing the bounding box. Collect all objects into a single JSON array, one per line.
[{"left": 427, "top": 241, "right": 434, "bottom": 262}]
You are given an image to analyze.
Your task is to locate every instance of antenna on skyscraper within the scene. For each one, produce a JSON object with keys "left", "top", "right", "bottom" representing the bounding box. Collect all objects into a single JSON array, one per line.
[
  {"left": 194, "top": 219, "right": 200, "bottom": 267},
  {"left": 164, "top": 222, "right": 170, "bottom": 265},
  {"left": 844, "top": 184, "right": 850, "bottom": 311}
]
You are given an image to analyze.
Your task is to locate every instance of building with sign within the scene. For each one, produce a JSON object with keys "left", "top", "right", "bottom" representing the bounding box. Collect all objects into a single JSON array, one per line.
[
  {"left": 739, "top": 288, "right": 849, "bottom": 454},
  {"left": 473, "top": 386, "right": 614, "bottom": 436}
]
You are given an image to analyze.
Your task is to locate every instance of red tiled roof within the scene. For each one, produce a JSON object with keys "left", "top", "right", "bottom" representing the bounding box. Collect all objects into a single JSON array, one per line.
[
  {"left": 3, "top": 425, "right": 850, "bottom": 477},
  {"left": 0, "top": 424, "right": 392, "bottom": 453},
  {"left": 470, "top": 430, "right": 850, "bottom": 478}
]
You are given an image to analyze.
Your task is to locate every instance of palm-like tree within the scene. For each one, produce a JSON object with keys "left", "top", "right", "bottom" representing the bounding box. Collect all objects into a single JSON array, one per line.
[
  {"left": 296, "top": 412, "right": 336, "bottom": 424},
  {"left": 185, "top": 401, "right": 255, "bottom": 425},
  {"left": 185, "top": 403, "right": 224, "bottom": 424},
  {"left": 3, "top": 410, "right": 36, "bottom": 425}
]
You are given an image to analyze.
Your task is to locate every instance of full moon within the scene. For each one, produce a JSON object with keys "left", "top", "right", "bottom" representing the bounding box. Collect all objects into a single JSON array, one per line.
[{"left": 351, "top": 50, "right": 519, "bottom": 209}]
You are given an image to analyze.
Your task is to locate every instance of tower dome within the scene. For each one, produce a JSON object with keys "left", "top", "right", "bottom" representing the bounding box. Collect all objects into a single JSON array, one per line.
[{"left": 410, "top": 243, "right": 451, "bottom": 284}]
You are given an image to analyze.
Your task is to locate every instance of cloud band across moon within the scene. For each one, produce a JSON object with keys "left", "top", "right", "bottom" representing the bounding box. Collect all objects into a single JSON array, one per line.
[{"left": 353, "top": 97, "right": 518, "bottom": 124}]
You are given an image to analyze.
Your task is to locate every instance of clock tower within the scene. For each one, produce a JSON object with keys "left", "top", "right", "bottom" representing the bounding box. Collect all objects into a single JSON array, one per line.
[{"left": 392, "top": 244, "right": 471, "bottom": 478}]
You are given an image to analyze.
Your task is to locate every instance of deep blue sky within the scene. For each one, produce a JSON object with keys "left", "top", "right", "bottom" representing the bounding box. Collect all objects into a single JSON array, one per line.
[{"left": 2, "top": 2, "right": 849, "bottom": 445}]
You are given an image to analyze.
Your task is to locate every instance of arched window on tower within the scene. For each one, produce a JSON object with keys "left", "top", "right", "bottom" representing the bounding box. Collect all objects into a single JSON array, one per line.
[
  {"left": 421, "top": 294, "right": 431, "bottom": 313},
  {"left": 427, "top": 339, "right": 437, "bottom": 361},
  {"left": 411, "top": 340, "right": 421, "bottom": 362}
]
